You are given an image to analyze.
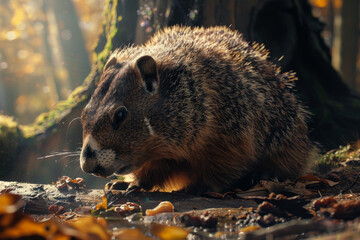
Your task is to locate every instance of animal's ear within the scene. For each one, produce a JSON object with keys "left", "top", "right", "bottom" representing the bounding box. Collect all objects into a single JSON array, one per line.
[
  {"left": 104, "top": 57, "right": 117, "bottom": 71},
  {"left": 134, "top": 55, "right": 159, "bottom": 94}
]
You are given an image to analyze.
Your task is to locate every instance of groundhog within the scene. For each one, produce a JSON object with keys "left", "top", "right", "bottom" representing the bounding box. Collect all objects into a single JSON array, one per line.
[{"left": 80, "top": 26, "right": 317, "bottom": 193}]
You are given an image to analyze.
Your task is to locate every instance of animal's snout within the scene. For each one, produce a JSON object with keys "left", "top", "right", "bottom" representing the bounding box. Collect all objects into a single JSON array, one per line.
[
  {"left": 80, "top": 134, "right": 100, "bottom": 174},
  {"left": 80, "top": 146, "right": 106, "bottom": 177},
  {"left": 80, "top": 134, "right": 118, "bottom": 177},
  {"left": 80, "top": 144, "right": 98, "bottom": 174}
]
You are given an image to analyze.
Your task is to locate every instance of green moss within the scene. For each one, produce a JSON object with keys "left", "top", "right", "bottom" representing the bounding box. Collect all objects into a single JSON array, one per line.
[
  {"left": 22, "top": 82, "right": 91, "bottom": 138},
  {"left": 92, "top": 0, "right": 122, "bottom": 83},
  {"left": 0, "top": 0, "right": 122, "bottom": 179},
  {"left": 313, "top": 144, "right": 351, "bottom": 174},
  {"left": 1, "top": 0, "right": 120, "bottom": 173},
  {"left": 0, "top": 115, "right": 25, "bottom": 177}
]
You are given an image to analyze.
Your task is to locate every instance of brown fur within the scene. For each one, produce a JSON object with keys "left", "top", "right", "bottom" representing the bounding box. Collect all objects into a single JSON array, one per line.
[{"left": 80, "top": 26, "right": 317, "bottom": 193}]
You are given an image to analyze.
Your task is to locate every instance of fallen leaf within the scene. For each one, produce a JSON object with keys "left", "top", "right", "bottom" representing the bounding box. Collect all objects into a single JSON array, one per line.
[
  {"left": 331, "top": 200, "right": 360, "bottom": 220},
  {"left": 113, "top": 228, "right": 150, "bottom": 240},
  {"left": 240, "top": 225, "right": 261, "bottom": 233},
  {"left": 151, "top": 223, "right": 189, "bottom": 240},
  {"left": 0, "top": 193, "right": 22, "bottom": 214},
  {"left": 313, "top": 196, "right": 337, "bottom": 210},
  {"left": 0, "top": 193, "right": 109, "bottom": 240},
  {"left": 180, "top": 213, "right": 218, "bottom": 228},
  {"left": 298, "top": 174, "right": 336, "bottom": 188},
  {"left": 96, "top": 194, "right": 108, "bottom": 210},
  {"left": 48, "top": 205, "right": 66, "bottom": 215},
  {"left": 111, "top": 202, "right": 142, "bottom": 217},
  {"left": 145, "top": 201, "right": 174, "bottom": 216},
  {"left": 65, "top": 217, "right": 109, "bottom": 239}
]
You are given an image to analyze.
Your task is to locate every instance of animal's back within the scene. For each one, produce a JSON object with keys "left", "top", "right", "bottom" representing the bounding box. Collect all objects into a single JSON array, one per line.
[{"left": 142, "top": 27, "right": 314, "bottom": 190}]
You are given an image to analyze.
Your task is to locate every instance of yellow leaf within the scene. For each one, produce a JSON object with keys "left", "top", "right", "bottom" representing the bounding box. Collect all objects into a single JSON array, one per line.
[
  {"left": 240, "top": 225, "right": 261, "bottom": 233},
  {"left": 0, "top": 193, "right": 22, "bottom": 214},
  {"left": 151, "top": 223, "right": 189, "bottom": 240},
  {"left": 145, "top": 201, "right": 174, "bottom": 216},
  {"left": 65, "top": 217, "right": 110, "bottom": 240},
  {"left": 0, "top": 193, "right": 109, "bottom": 240},
  {"left": 96, "top": 194, "right": 108, "bottom": 210},
  {"left": 113, "top": 228, "right": 151, "bottom": 240}
]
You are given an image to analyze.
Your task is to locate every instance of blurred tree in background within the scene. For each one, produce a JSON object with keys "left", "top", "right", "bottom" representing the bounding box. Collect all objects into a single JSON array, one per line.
[
  {"left": 310, "top": 0, "right": 360, "bottom": 94},
  {"left": 0, "top": 0, "right": 102, "bottom": 124},
  {"left": 0, "top": 0, "right": 359, "bottom": 187}
]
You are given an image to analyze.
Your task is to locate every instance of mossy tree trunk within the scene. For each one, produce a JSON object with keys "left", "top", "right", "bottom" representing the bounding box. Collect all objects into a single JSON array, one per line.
[
  {"left": 1, "top": 0, "right": 359, "bottom": 182},
  {"left": 48, "top": 0, "right": 91, "bottom": 93},
  {"left": 0, "top": 0, "right": 139, "bottom": 182}
]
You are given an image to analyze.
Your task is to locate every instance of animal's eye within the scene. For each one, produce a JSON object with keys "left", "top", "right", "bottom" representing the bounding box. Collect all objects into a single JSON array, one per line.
[{"left": 113, "top": 106, "right": 127, "bottom": 130}]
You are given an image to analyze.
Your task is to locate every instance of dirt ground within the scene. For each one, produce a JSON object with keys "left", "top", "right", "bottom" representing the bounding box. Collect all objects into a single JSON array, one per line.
[{"left": 1, "top": 142, "right": 360, "bottom": 239}]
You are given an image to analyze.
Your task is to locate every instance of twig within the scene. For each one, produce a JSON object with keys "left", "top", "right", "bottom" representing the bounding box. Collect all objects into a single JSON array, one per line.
[
  {"left": 340, "top": 172, "right": 360, "bottom": 194},
  {"left": 243, "top": 219, "right": 344, "bottom": 240}
]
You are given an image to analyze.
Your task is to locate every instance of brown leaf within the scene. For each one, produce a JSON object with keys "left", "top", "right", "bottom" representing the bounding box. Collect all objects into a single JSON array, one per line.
[
  {"left": 48, "top": 205, "right": 66, "bottom": 215},
  {"left": 180, "top": 213, "right": 218, "bottom": 228},
  {"left": 74, "top": 206, "right": 92, "bottom": 215},
  {"left": 112, "top": 202, "right": 142, "bottom": 217},
  {"left": 313, "top": 196, "right": 338, "bottom": 210},
  {"left": 298, "top": 174, "right": 336, "bottom": 188},
  {"left": 331, "top": 200, "right": 360, "bottom": 220}
]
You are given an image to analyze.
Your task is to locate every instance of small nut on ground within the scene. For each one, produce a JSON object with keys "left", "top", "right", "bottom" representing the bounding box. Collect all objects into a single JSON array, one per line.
[{"left": 145, "top": 201, "right": 174, "bottom": 216}]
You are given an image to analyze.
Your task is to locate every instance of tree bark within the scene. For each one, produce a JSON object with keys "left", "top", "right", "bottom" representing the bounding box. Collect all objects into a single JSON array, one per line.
[
  {"left": 50, "top": 0, "right": 91, "bottom": 92},
  {"left": 251, "top": 0, "right": 360, "bottom": 149},
  {"left": 340, "top": 0, "right": 359, "bottom": 92},
  {"left": 0, "top": 0, "right": 138, "bottom": 182}
]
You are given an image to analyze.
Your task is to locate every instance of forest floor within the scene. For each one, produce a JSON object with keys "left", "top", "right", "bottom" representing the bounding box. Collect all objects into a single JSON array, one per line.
[{"left": 1, "top": 142, "right": 360, "bottom": 239}]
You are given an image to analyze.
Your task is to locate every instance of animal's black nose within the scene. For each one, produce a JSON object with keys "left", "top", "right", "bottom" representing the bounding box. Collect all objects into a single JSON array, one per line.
[
  {"left": 92, "top": 165, "right": 107, "bottom": 177},
  {"left": 83, "top": 145, "right": 96, "bottom": 159}
]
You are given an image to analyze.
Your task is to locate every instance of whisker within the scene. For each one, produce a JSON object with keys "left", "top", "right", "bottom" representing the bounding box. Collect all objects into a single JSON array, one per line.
[
  {"left": 38, "top": 151, "right": 81, "bottom": 160},
  {"left": 61, "top": 154, "right": 81, "bottom": 158},
  {"left": 66, "top": 116, "right": 81, "bottom": 139},
  {"left": 68, "top": 117, "right": 81, "bottom": 130}
]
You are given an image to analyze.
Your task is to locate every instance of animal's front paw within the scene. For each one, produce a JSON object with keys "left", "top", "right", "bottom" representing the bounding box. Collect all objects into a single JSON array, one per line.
[
  {"left": 123, "top": 181, "right": 143, "bottom": 196},
  {"left": 105, "top": 179, "right": 130, "bottom": 191},
  {"left": 103, "top": 180, "right": 143, "bottom": 207}
]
